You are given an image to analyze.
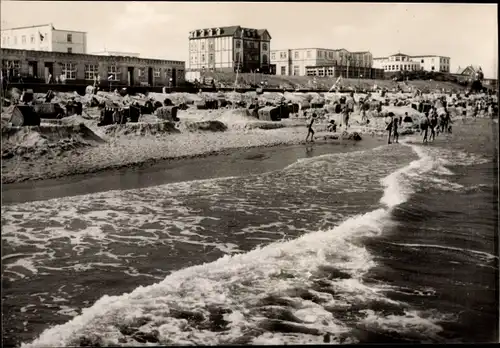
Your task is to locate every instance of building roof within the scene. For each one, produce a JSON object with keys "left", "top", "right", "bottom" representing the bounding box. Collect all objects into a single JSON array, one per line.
[
  {"left": 1, "top": 23, "right": 86, "bottom": 33},
  {"left": 1, "top": 23, "right": 53, "bottom": 31},
  {"left": 189, "top": 26, "right": 270, "bottom": 39},
  {"left": 390, "top": 53, "right": 410, "bottom": 57},
  {"left": 457, "top": 65, "right": 482, "bottom": 75}
]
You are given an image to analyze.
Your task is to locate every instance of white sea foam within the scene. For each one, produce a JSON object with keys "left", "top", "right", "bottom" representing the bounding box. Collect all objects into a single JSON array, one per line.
[{"left": 21, "top": 142, "right": 455, "bottom": 347}]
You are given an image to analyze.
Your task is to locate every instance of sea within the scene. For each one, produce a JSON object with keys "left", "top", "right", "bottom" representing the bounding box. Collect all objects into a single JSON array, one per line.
[{"left": 2, "top": 118, "right": 498, "bottom": 347}]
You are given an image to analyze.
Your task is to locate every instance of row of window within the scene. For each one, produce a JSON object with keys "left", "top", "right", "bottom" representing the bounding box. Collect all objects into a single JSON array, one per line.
[
  {"left": 382, "top": 64, "right": 420, "bottom": 71},
  {"left": 272, "top": 50, "right": 370, "bottom": 62},
  {"left": 1, "top": 33, "right": 73, "bottom": 46},
  {"left": 2, "top": 60, "right": 180, "bottom": 80},
  {"left": 306, "top": 68, "right": 336, "bottom": 77},
  {"left": 191, "top": 40, "right": 268, "bottom": 51},
  {"left": 191, "top": 53, "right": 268, "bottom": 64}
]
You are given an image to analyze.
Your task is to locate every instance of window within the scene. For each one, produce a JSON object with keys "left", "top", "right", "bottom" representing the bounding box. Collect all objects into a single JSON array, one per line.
[
  {"left": 67, "top": 34, "right": 72, "bottom": 43},
  {"left": 84, "top": 64, "right": 99, "bottom": 80},
  {"left": 201, "top": 42, "right": 205, "bottom": 50},
  {"left": 327, "top": 68, "right": 334, "bottom": 76},
  {"left": 138, "top": 67, "right": 145, "bottom": 77},
  {"left": 22, "top": 35, "right": 26, "bottom": 44},
  {"left": 431, "top": 58, "right": 434, "bottom": 63},
  {"left": 280, "top": 52, "right": 287, "bottom": 59},
  {"left": 209, "top": 53, "right": 214, "bottom": 63},
  {"left": 307, "top": 50, "right": 311, "bottom": 58},
  {"left": 293, "top": 65, "right": 299, "bottom": 76},
  {"left": 2, "top": 37, "right": 5, "bottom": 45},
  {"left": 262, "top": 43, "right": 268, "bottom": 51},
  {"left": 318, "top": 69, "right": 324, "bottom": 76},
  {"left": 62, "top": 63, "right": 76, "bottom": 80},
  {"left": 13, "top": 36, "right": 17, "bottom": 45},
  {"left": 281, "top": 66, "right": 286, "bottom": 75},
  {"left": 271, "top": 53, "right": 276, "bottom": 60},
  {"left": 165, "top": 68, "right": 171, "bottom": 77},
  {"left": 235, "top": 40, "right": 240, "bottom": 49},
  {"left": 154, "top": 68, "right": 161, "bottom": 77},
  {"left": 201, "top": 54, "right": 205, "bottom": 62},
  {"left": 395, "top": 56, "right": 400, "bottom": 61},
  {"left": 3, "top": 60, "right": 21, "bottom": 76},
  {"left": 67, "top": 47, "right": 72, "bottom": 53},
  {"left": 262, "top": 54, "right": 268, "bottom": 64},
  {"left": 318, "top": 51, "right": 322, "bottom": 58},
  {"left": 294, "top": 51, "right": 299, "bottom": 59},
  {"left": 30, "top": 35, "right": 35, "bottom": 43},
  {"left": 329, "top": 51, "right": 333, "bottom": 59},
  {"left": 235, "top": 52, "right": 240, "bottom": 63},
  {"left": 209, "top": 42, "right": 214, "bottom": 49},
  {"left": 431, "top": 66, "right": 435, "bottom": 71},
  {"left": 108, "top": 65, "right": 120, "bottom": 81}
]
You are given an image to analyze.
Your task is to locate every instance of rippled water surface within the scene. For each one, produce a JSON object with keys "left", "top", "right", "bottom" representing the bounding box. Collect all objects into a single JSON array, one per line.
[{"left": 2, "top": 119, "right": 498, "bottom": 346}]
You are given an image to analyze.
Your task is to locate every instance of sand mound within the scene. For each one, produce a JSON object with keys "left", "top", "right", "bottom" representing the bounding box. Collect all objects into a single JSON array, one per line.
[
  {"left": 2, "top": 124, "right": 104, "bottom": 159},
  {"left": 178, "top": 120, "right": 228, "bottom": 132},
  {"left": 245, "top": 121, "right": 286, "bottom": 130},
  {"left": 102, "top": 121, "right": 180, "bottom": 137}
]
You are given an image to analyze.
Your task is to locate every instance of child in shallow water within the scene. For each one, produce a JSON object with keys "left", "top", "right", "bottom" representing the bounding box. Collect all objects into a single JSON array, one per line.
[{"left": 306, "top": 113, "right": 317, "bottom": 142}]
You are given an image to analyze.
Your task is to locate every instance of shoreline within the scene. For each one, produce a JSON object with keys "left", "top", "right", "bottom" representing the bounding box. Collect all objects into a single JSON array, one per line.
[
  {"left": 1, "top": 127, "right": 383, "bottom": 185},
  {"left": 2, "top": 135, "right": 385, "bottom": 204}
]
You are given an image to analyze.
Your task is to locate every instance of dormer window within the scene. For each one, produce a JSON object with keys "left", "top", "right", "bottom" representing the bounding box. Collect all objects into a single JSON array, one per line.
[
  {"left": 208, "top": 29, "right": 213, "bottom": 36},
  {"left": 216, "top": 28, "right": 221, "bottom": 35}
]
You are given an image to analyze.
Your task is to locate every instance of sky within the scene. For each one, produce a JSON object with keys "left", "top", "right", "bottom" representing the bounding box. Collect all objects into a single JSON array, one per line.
[{"left": 1, "top": 1, "right": 498, "bottom": 78}]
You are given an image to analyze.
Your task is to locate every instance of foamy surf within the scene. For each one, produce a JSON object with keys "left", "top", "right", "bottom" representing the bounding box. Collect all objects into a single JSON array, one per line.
[{"left": 21, "top": 143, "right": 454, "bottom": 347}]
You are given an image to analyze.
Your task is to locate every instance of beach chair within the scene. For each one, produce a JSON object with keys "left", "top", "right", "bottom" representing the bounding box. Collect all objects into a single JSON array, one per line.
[{"left": 9, "top": 105, "right": 41, "bottom": 126}]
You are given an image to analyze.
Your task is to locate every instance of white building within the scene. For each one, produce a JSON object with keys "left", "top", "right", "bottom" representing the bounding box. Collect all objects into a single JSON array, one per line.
[
  {"left": 1, "top": 23, "right": 87, "bottom": 54},
  {"left": 373, "top": 53, "right": 450, "bottom": 73},
  {"left": 271, "top": 48, "right": 373, "bottom": 76}
]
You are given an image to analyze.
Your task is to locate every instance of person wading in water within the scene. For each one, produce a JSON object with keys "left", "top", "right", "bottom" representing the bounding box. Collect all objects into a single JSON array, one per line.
[
  {"left": 306, "top": 113, "right": 317, "bottom": 142},
  {"left": 385, "top": 112, "right": 394, "bottom": 144}
]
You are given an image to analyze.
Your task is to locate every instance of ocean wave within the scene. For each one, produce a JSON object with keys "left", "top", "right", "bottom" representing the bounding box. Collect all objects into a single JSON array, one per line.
[{"left": 21, "top": 142, "right": 452, "bottom": 347}]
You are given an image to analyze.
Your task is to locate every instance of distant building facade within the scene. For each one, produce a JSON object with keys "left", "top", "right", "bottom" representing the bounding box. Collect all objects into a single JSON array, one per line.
[
  {"left": 455, "top": 65, "right": 484, "bottom": 81},
  {"left": 1, "top": 48, "right": 185, "bottom": 87},
  {"left": 373, "top": 53, "right": 451, "bottom": 73},
  {"left": 1, "top": 23, "right": 87, "bottom": 54},
  {"left": 91, "top": 50, "right": 140, "bottom": 58},
  {"left": 188, "top": 26, "right": 271, "bottom": 73},
  {"left": 270, "top": 48, "right": 376, "bottom": 79}
]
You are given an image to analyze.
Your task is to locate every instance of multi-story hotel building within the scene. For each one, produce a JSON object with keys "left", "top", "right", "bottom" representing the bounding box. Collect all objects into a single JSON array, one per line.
[
  {"left": 373, "top": 53, "right": 451, "bottom": 73},
  {"left": 1, "top": 48, "right": 185, "bottom": 87},
  {"left": 188, "top": 26, "right": 271, "bottom": 73},
  {"left": 270, "top": 47, "right": 377, "bottom": 78},
  {"left": 1, "top": 23, "right": 87, "bottom": 54}
]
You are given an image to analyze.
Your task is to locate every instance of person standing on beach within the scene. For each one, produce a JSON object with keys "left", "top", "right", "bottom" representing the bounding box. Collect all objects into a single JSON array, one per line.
[
  {"left": 306, "top": 113, "right": 317, "bottom": 142},
  {"left": 421, "top": 113, "right": 430, "bottom": 143}
]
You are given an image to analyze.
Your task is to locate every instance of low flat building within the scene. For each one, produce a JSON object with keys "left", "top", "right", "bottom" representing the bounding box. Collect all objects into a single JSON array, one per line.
[
  {"left": 1, "top": 23, "right": 87, "bottom": 54},
  {"left": 373, "top": 53, "right": 450, "bottom": 73},
  {"left": 270, "top": 48, "right": 373, "bottom": 76},
  {"left": 1, "top": 48, "right": 185, "bottom": 87}
]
